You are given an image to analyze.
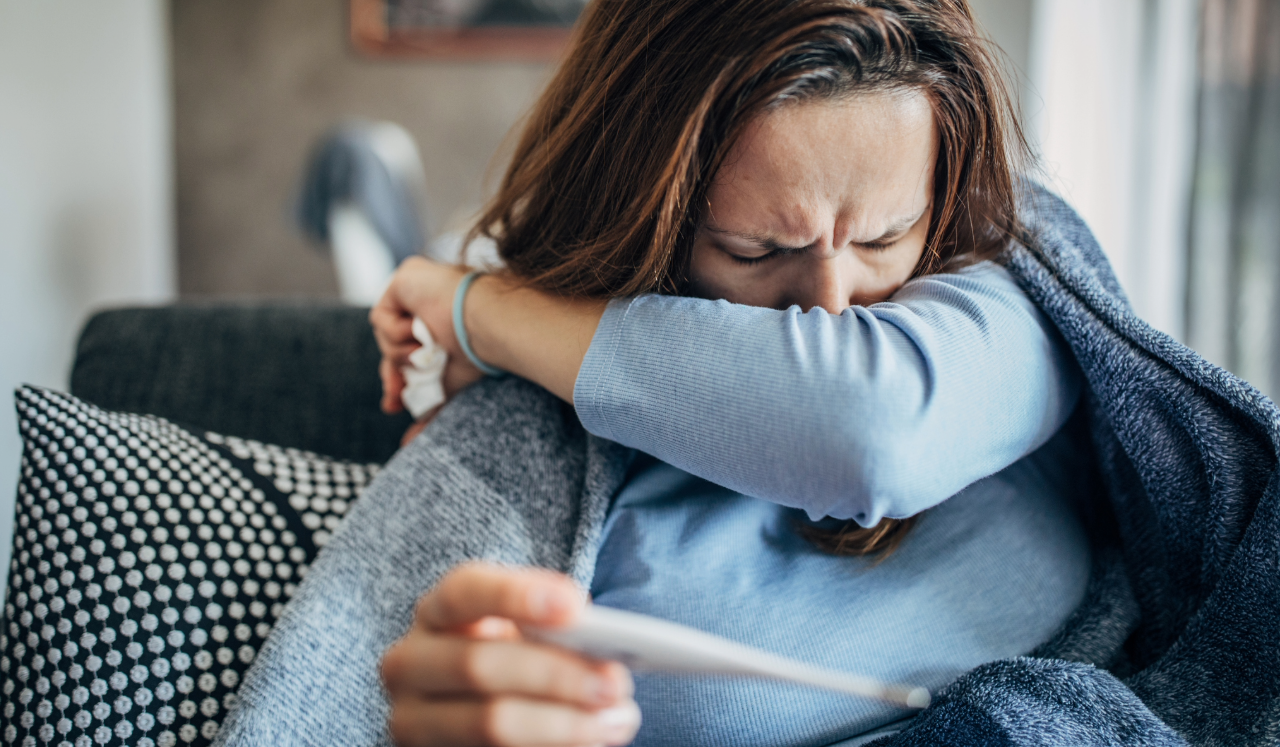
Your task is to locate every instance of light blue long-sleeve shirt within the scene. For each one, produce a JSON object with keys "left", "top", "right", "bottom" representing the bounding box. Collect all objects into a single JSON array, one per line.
[
  {"left": 591, "top": 431, "right": 1093, "bottom": 746},
  {"left": 574, "top": 261, "right": 1082, "bottom": 526},
  {"left": 580, "top": 262, "right": 1092, "bottom": 744}
]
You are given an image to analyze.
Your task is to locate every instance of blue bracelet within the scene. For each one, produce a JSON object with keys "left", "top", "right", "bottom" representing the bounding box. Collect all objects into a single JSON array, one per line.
[{"left": 453, "top": 271, "right": 507, "bottom": 378}]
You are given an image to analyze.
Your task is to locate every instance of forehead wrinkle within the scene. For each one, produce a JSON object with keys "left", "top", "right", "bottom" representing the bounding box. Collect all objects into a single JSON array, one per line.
[
  {"left": 703, "top": 224, "right": 772, "bottom": 244},
  {"left": 702, "top": 197, "right": 815, "bottom": 246},
  {"left": 837, "top": 204, "right": 928, "bottom": 247},
  {"left": 704, "top": 215, "right": 821, "bottom": 248}
]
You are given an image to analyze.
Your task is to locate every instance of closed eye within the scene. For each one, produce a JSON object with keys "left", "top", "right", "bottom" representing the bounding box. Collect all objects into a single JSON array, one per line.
[
  {"left": 728, "top": 252, "right": 777, "bottom": 266},
  {"left": 725, "top": 242, "right": 808, "bottom": 266},
  {"left": 729, "top": 235, "right": 901, "bottom": 263},
  {"left": 857, "top": 237, "right": 902, "bottom": 251},
  {"left": 856, "top": 210, "right": 927, "bottom": 250}
]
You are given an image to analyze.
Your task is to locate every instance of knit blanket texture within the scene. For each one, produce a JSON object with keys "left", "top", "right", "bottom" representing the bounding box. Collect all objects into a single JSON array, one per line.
[{"left": 213, "top": 187, "right": 1280, "bottom": 746}]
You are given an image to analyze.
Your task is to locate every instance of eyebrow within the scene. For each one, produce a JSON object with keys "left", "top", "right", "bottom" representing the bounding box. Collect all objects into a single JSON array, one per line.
[{"left": 705, "top": 209, "right": 926, "bottom": 250}]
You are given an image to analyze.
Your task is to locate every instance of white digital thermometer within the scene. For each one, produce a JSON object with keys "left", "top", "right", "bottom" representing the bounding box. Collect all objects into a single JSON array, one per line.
[{"left": 522, "top": 605, "right": 932, "bottom": 710}]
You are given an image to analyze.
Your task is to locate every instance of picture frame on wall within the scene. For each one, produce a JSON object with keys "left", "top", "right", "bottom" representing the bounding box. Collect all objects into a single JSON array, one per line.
[{"left": 351, "top": 0, "right": 589, "bottom": 60}]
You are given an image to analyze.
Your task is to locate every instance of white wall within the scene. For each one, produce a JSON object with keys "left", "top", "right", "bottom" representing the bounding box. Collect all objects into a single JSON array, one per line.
[
  {"left": 968, "top": 0, "right": 1036, "bottom": 124},
  {"left": 1028, "top": 0, "right": 1200, "bottom": 338},
  {"left": 0, "top": 0, "right": 174, "bottom": 601},
  {"left": 969, "top": 0, "right": 1200, "bottom": 339}
]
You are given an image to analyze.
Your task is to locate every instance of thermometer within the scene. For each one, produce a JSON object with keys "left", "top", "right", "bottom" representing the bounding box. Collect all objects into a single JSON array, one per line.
[{"left": 523, "top": 604, "right": 932, "bottom": 709}]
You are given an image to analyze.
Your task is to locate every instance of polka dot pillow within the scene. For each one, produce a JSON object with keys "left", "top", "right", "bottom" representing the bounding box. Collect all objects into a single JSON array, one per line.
[{"left": 2, "top": 386, "right": 381, "bottom": 747}]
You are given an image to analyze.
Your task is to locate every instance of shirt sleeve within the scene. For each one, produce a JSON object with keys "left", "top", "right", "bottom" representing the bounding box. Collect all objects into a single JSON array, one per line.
[{"left": 572, "top": 261, "right": 1082, "bottom": 526}]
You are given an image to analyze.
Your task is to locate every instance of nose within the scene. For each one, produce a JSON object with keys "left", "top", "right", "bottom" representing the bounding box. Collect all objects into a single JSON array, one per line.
[{"left": 791, "top": 252, "right": 855, "bottom": 314}]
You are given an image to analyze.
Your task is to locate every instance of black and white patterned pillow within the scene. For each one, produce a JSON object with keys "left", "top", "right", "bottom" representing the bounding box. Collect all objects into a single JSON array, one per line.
[{"left": 2, "top": 386, "right": 381, "bottom": 747}]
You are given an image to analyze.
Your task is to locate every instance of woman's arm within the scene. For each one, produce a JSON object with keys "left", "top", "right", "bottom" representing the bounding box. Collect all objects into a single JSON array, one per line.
[
  {"left": 566, "top": 264, "right": 1081, "bottom": 525},
  {"left": 376, "top": 259, "right": 1080, "bottom": 526},
  {"left": 466, "top": 274, "right": 607, "bottom": 403}
]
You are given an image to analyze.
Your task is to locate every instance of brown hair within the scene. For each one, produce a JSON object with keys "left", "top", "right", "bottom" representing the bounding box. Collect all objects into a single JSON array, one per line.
[{"left": 472, "top": 0, "right": 1030, "bottom": 556}]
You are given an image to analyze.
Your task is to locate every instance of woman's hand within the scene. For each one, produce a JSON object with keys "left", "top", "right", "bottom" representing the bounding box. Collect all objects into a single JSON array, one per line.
[
  {"left": 372, "top": 254, "right": 608, "bottom": 421},
  {"left": 381, "top": 563, "right": 641, "bottom": 747},
  {"left": 370, "top": 257, "right": 485, "bottom": 436}
]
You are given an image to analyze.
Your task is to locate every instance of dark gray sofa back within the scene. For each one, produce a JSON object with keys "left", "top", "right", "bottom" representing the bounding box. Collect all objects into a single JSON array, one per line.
[{"left": 69, "top": 304, "right": 411, "bottom": 463}]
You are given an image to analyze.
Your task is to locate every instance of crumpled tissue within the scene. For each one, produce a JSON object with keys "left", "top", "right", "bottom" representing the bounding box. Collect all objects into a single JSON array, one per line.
[{"left": 401, "top": 317, "right": 447, "bottom": 419}]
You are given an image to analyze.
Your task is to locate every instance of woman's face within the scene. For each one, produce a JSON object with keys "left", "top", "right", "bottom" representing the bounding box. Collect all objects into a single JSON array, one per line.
[{"left": 690, "top": 91, "right": 936, "bottom": 312}]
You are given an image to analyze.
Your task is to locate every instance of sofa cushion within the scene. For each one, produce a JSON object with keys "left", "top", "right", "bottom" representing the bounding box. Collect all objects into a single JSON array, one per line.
[{"left": 2, "top": 386, "right": 381, "bottom": 747}]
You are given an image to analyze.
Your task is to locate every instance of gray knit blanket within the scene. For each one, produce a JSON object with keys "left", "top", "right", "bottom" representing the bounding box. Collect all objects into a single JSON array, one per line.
[{"left": 215, "top": 187, "right": 1280, "bottom": 746}]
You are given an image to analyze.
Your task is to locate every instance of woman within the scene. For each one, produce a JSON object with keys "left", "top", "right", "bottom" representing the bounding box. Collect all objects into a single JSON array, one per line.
[{"left": 374, "top": 1, "right": 1090, "bottom": 745}]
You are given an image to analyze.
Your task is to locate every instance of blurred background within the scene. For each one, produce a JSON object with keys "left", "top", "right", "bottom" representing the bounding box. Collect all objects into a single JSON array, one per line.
[{"left": 1, "top": 0, "right": 1277, "bottom": 594}]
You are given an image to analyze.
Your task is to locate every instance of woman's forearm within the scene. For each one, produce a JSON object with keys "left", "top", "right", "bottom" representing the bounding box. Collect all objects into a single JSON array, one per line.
[
  {"left": 571, "top": 263, "right": 1081, "bottom": 525},
  {"left": 454, "top": 263, "right": 1079, "bottom": 527},
  {"left": 464, "top": 274, "right": 608, "bottom": 403}
]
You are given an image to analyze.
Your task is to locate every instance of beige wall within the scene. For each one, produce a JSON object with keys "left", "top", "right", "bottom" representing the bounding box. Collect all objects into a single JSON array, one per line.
[
  {"left": 173, "top": 0, "right": 1034, "bottom": 298},
  {"left": 173, "top": 0, "right": 551, "bottom": 296}
]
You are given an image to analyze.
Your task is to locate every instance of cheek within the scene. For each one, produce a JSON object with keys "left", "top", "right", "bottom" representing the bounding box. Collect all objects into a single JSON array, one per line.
[
  {"left": 687, "top": 243, "right": 712, "bottom": 289},
  {"left": 854, "top": 245, "right": 926, "bottom": 303},
  {"left": 871, "top": 223, "right": 930, "bottom": 281},
  {"left": 888, "top": 237, "right": 929, "bottom": 278},
  {"left": 688, "top": 243, "right": 733, "bottom": 298}
]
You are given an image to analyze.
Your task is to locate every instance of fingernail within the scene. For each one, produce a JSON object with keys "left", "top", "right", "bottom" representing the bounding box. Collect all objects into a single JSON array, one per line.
[
  {"left": 527, "top": 587, "right": 551, "bottom": 618},
  {"left": 547, "top": 590, "right": 573, "bottom": 616},
  {"left": 594, "top": 702, "right": 640, "bottom": 742},
  {"left": 472, "top": 617, "right": 508, "bottom": 638},
  {"left": 610, "top": 663, "right": 635, "bottom": 699},
  {"left": 527, "top": 586, "right": 572, "bottom": 620},
  {"left": 584, "top": 673, "right": 615, "bottom": 704}
]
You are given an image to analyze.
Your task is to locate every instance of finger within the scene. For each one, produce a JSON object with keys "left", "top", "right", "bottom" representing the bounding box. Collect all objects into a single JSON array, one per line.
[
  {"left": 381, "top": 359, "right": 407, "bottom": 414},
  {"left": 383, "top": 342, "right": 421, "bottom": 369},
  {"left": 374, "top": 325, "right": 418, "bottom": 358},
  {"left": 457, "top": 616, "right": 521, "bottom": 641},
  {"left": 387, "top": 696, "right": 640, "bottom": 747},
  {"left": 382, "top": 357, "right": 408, "bottom": 390},
  {"left": 370, "top": 298, "right": 413, "bottom": 328},
  {"left": 382, "top": 635, "right": 633, "bottom": 708},
  {"left": 369, "top": 298, "right": 399, "bottom": 329},
  {"left": 381, "top": 359, "right": 406, "bottom": 411},
  {"left": 375, "top": 325, "right": 417, "bottom": 353},
  {"left": 371, "top": 305, "right": 416, "bottom": 344},
  {"left": 416, "top": 563, "right": 584, "bottom": 631}
]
